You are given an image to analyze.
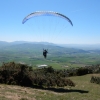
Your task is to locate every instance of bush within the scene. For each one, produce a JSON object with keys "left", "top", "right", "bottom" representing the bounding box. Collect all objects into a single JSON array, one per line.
[
  {"left": 90, "top": 75, "right": 100, "bottom": 84},
  {"left": 0, "top": 62, "right": 75, "bottom": 88},
  {"left": 76, "top": 68, "right": 89, "bottom": 76}
]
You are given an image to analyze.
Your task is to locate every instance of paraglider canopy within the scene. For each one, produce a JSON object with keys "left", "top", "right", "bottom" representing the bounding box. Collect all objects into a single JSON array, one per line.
[{"left": 22, "top": 11, "right": 73, "bottom": 26}]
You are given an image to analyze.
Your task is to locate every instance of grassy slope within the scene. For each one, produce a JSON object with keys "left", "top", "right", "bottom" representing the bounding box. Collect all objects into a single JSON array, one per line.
[{"left": 0, "top": 74, "right": 100, "bottom": 100}]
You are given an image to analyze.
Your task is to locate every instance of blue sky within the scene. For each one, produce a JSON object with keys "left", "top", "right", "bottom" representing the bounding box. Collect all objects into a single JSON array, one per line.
[{"left": 0, "top": 0, "right": 100, "bottom": 44}]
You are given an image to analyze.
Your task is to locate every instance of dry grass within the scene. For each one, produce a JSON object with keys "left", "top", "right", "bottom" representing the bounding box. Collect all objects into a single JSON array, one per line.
[
  {"left": 0, "top": 84, "right": 36, "bottom": 100},
  {"left": 0, "top": 74, "right": 100, "bottom": 100}
]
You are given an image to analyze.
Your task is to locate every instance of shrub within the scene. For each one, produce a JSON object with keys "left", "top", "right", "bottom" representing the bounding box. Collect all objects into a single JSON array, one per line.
[
  {"left": 90, "top": 75, "right": 100, "bottom": 84},
  {"left": 76, "top": 68, "right": 89, "bottom": 76},
  {"left": 0, "top": 62, "right": 75, "bottom": 88}
]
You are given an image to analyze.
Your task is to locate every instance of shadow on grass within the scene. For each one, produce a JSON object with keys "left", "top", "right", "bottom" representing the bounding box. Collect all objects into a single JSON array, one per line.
[
  {"left": 32, "top": 86, "right": 89, "bottom": 93},
  {"left": 46, "top": 88, "right": 89, "bottom": 93}
]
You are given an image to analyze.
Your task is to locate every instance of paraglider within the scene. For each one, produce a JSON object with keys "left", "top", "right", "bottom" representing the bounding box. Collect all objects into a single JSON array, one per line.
[
  {"left": 22, "top": 11, "right": 73, "bottom": 26},
  {"left": 22, "top": 11, "right": 73, "bottom": 58},
  {"left": 43, "top": 49, "right": 48, "bottom": 58}
]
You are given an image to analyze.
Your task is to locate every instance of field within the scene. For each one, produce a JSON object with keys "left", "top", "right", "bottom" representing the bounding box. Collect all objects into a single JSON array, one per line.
[
  {"left": 0, "top": 42, "right": 100, "bottom": 69},
  {"left": 1, "top": 52, "right": 100, "bottom": 69},
  {"left": 0, "top": 74, "right": 100, "bottom": 100}
]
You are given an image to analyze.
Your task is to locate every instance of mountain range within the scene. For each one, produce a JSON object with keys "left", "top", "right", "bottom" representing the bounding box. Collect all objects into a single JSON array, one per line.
[{"left": 0, "top": 41, "right": 100, "bottom": 50}]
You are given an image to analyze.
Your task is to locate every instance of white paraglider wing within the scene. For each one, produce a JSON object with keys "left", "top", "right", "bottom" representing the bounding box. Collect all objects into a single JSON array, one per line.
[{"left": 22, "top": 11, "right": 73, "bottom": 26}]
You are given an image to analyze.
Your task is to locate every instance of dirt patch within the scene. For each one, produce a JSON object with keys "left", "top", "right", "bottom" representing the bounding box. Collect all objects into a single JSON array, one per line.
[{"left": 0, "top": 84, "right": 36, "bottom": 100}]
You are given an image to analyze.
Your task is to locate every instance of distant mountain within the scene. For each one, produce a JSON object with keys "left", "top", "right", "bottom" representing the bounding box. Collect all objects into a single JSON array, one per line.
[
  {"left": 58, "top": 44, "right": 100, "bottom": 50},
  {"left": 0, "top": 41, "right": 100, "bottom": 50},
  {"left": 0, "top": 41, "right": 10, "bottom": 48},
  {"left": 10, "top": 41, "right": 29, "bottom": 44},
  {"left": 0, "top": 41, "right": 56, "bottom": 46},
  {"left": 0, "top": 41, "right": 89, "bottom": 55}
]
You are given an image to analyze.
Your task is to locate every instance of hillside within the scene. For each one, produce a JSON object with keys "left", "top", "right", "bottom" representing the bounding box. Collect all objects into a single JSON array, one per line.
[{"left": 0, "top": 74, "right": 100, "bottom": 100}]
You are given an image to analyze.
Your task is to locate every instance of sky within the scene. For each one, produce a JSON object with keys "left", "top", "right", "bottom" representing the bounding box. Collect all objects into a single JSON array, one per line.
[{"left": 0, "top": 0, "right": 100, "bottom": 44}]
